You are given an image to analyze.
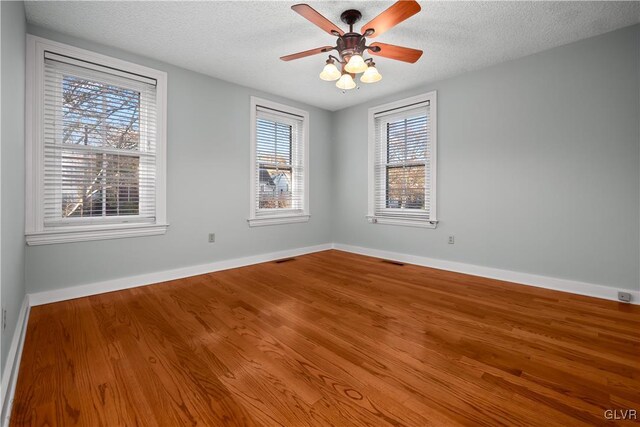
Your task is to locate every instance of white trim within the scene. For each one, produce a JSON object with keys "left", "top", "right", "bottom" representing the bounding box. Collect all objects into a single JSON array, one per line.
[
  {"left": 26, "top": 241, "right": 639, "bottom": 307},
  {"left": 367, "top": 91, "right": 437, "bottom": 227},
  {"left": 248, "top": 214, "right": 310, "bottom": 227},
  {"left": 26, "top": 222, "right": 169, "bottom": 246},
  {"left": 43, "top": 51, "right": 157, "bottom": 86},
  {"left": 25, "top": 35, "right": 168, "bottom": 244},
  {"left": 249, "top": 96, "right": 310, "bottom": 226},
  {"left": 1, "top": 298, "right": 30, "bottom": 426},
  {"left": 332, "top": 243, "right": 640, "bottom": 304},
  {"left": 28, "top": 243, "right": 332, "bottom": 306},
  {"left": 366, "top": 215, "right": 437, "bottom": 228},
  {"left": 0, "top": 1, "right": 3, "bottom": 394},
  {"left": 430, "top": 92, "right": 438, "bottom": 220}
]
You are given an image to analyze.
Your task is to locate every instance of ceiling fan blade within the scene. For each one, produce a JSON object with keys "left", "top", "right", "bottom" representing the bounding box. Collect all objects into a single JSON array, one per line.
[
  {"left": 361, "top": 0, "right": 421, "bottom": 38},
  {"left": 369, "top": 42, "right": 423, "bottom": 63},
  {"left": 280, "top": 46, "right": 334, "bottom": 61},
  {"left": 292, "top": 4, "right": 345, "bottom": 36}
]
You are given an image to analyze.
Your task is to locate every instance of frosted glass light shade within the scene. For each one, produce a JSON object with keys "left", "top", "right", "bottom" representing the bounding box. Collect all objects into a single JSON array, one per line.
[
  {"left": 336, "top": 73, "right": 356, "bottom": 90},
  {"left": 319, "top": 62, "right": 341, "bottom": 81},
  {"left": 360, "top": 65, "right": 382, "bottom": 83},
  {"left": 344, "top": 55, "right": 367, "bottom": 73}
]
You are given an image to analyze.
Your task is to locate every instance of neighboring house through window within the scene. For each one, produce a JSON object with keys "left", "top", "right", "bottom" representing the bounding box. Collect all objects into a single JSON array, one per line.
[
  {"left": 368, "top": 91, "right": 437, "bottom": 228},
  {"left": 249, "top": 96, "right": 309, "bottom": 227},
  {"left": 25, "top": 36, "right": 168, "bottom": 245}
]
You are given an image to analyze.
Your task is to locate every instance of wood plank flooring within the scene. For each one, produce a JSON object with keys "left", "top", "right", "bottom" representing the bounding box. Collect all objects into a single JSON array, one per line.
[{"left": 11, "top": 250, "right": 640, "bottom": 426}]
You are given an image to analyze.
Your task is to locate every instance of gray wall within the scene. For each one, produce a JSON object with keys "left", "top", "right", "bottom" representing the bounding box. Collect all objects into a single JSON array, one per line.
[
  {"left": 332, "top": 24, "right": 640, "bottom": 292},
  {"left": 1, "top": 1, "right": 26, "bottom": 374},
  {"left": 19, "top": 23, "right": 640, "bottom": 296},
  {"left": 25, "top": 25, "right": 333, "bottom": 294}
]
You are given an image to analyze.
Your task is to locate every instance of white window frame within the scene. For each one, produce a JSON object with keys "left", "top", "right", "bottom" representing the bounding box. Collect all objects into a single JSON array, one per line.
[
  {"left": 248, "top": 96, "right": 310, "bottom": 227},
  {"left": 25, "top": 35, "right": 168, "bottom": 245},
  {"left": 367, "top": 91, "right": 438, "bottom": 229}
]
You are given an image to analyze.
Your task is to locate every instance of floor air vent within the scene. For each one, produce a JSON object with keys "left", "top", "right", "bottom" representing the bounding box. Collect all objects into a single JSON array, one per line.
[
  {"left": 382, "top": 259, "right": 405, "bottom": 266},
  {"left": 274, "top": 257, "right": 296, "bottom": 264}
]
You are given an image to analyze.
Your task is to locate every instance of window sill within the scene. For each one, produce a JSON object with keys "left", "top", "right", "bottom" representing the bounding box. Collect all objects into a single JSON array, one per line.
[
  {"left": 26, "top": 222, "right": 169, "bottom": 245},
  {"left": 248, "top": 214, "right": 310, "bottom": 227},
  {"left": 366, "top": 215, "right": 438, "bottom": 229}
]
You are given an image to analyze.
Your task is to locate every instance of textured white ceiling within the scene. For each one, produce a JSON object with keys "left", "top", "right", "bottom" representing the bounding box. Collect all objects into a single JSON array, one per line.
[{"left": 25, "top": 1, "right": 640, "bottom": 111}]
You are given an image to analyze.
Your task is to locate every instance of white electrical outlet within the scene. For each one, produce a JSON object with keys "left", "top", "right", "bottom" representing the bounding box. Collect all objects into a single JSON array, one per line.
[
  {"left": 448, "top": 235, "right": 455, "bottom": 244},
  {"left": 208, "top": 233, "right": 215, "bottom": 243}
]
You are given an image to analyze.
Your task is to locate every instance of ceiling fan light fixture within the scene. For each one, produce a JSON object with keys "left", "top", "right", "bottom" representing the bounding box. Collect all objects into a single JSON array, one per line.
[
  {"left": 319, "top": 60, "right": 341, "bottom": 81},
  {"left": 344, "top": 54, "right": 367, "bottom": 73},
  {"left": 360, "top": 63, "right": 382, "bottom": 83},
  {"left": 336, "top": 73, "right": 356, "bottom": 90}
]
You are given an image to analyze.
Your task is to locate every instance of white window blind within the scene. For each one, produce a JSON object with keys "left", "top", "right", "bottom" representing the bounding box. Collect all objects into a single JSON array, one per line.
[
  {"left": 370, "top": 93, "right": 437, "bottom": 227},
  {"left": 249, "top": 98, "right": 309, "bottom": 227},
  {"left": 43, "top": 52, "right": 157, "bottom": 226}
]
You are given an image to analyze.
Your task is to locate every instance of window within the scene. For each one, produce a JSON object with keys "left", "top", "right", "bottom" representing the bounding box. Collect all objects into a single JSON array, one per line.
[
  {"left": 26, "top": 36, "right": 167, "bottom": 245},
  {"left": 249, "top": 97, "right": 309, "bottom": 227},
  {"left": 368, "top": 91, "right": 437, "bottom": 228}
]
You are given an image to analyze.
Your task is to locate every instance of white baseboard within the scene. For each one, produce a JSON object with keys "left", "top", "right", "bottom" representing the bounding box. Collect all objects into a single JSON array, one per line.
[
  {"left": 27, "top": 241, "right": 640, "bottom": 308},
  {"left": 332, "top": 243, "right": 640, "bottom": 304},
  {"left": 1, "top": 297, "right": 30, "bottom": 426},
  {"left": 28, "top": 243, "right": 333, "bottom": 306}
]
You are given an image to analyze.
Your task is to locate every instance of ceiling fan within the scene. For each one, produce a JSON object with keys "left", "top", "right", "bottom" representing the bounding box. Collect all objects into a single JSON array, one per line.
[{"left": 281, "top": 1, "right": 423, "bottom": 91}]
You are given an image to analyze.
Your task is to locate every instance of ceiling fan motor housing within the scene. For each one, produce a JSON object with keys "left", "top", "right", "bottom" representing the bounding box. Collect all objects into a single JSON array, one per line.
[{"left": 337, "top": 33, "right": 366, "bottom": 61}]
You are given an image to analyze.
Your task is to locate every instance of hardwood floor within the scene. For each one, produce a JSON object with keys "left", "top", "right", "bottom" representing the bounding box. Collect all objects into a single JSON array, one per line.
[{"left": 11, "top": 250, "right": 640, "bottom": 426}]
